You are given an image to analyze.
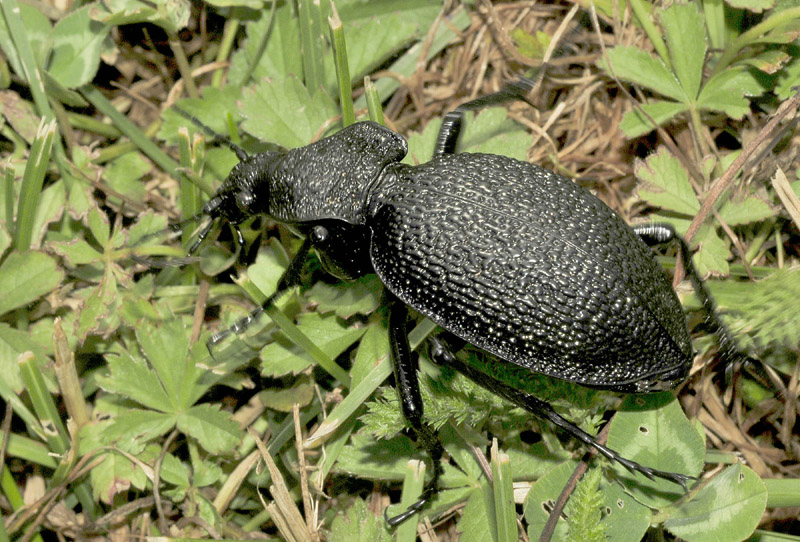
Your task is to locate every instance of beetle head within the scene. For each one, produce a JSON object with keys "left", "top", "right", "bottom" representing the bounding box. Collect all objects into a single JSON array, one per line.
[{"left": 201, "top": 151, "right": 284, "bottom": 225}]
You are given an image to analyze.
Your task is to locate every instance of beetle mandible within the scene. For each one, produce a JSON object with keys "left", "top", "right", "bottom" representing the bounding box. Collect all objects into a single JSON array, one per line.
[{"left": 173, "top": 79, "right": 742, "bottom": 525}]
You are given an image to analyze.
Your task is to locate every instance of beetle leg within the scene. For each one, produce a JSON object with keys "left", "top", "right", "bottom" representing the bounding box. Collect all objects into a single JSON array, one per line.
[
  {"left": 385, "top": 295, "right": 445, "bottom": 527},
  {"left": 632, "top": 224, "right": 751, "bottom": 372},
  {"left": 434, "top": 79, "right": 535, "bottom": 156},
  {"left": 206, "top": 236, "right": 313, "bottom": 352},
  {"left": 427, "top": 334, "right": 694, "bottom": 490}
]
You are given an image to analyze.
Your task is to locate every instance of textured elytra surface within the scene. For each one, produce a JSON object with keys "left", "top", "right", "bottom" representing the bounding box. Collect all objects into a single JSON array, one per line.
[{"left": 368, "top": 153, "right": 692, "bottom": 389}]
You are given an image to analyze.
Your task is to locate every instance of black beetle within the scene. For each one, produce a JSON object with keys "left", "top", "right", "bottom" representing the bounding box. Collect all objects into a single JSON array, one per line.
[{"left": 168, "top": 79, "right": 743, "bottom": 525}]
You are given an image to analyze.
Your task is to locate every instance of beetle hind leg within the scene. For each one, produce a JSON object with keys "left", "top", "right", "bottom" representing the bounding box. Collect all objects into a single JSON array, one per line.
[
  {"left": 427, "top": 334, "right": 695, "bottom": 490},
  {"left": 632, "top": 224, "right": 758, "bottom": 380}
]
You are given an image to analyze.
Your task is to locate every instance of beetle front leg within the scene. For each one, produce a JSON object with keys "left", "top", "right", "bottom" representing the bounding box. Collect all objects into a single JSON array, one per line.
[
  {"left": 385, "top": 296, "right": 444, "bottom": 527},
  {"left": 207, "top": 236, "right": 314, "bottom": 352}
]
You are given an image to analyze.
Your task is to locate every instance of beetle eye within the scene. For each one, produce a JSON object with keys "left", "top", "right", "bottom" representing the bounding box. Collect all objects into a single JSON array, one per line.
[{"left": 235, "top": 191, "right": 254, "bottom": 212}]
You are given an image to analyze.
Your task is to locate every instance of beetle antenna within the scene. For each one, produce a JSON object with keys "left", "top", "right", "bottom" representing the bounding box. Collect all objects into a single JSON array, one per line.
[
  {"left": 172, "top": 106, "right": 249, "bottom": 162},
  {"left": 129, "top": 213, "right": 210, "bottom": 267}
]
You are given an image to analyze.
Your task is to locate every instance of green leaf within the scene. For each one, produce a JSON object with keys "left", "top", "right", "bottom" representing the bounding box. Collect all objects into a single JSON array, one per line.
[
  {"left": 0, "top": 222, "right": 10, "bottom": 257},
  {"left": 176, "top": 403, "right": 242, "bottom": 454},
  {"left": 524, "top": 460, "right": 578, "bottom": 541},
  {"left": 635, "top": 148, "right": 700, "bottom": 215},
  {"left": 0, "top": 2, "right": 51, "bottom": 79},
  {"left": 599, "top": 45, "right": 687, "bottom": 102},
  {"left": 459, "top": 107, "right": 532, "bottom": 160},
  {"left": 158, "top": 86, "right": 244, "bottom": 148},
  {"left": 204, "top": 0, "right": 263, "bottom": 6},
  {"left": 718, "top": 194, "right": 777, "bottom": 225},
  {"left": 350, "top": 321, "right": 390, "bottom": 388},
  {"left": 725, "top": 0, "right": 773, "bottom": 8},
  {"left": 258, "top": 373, "right": 315, "bottom": 411},
  {"left": 86, "top": 443, "right": 156, "bottom": 503},
  {"left": 91, "top": 409, "right": 178, "bottom": 453},
  {"left": 87, "top": 205, "right": 111, "bottom": 246},
  {"left": 693, "top": 225, "right": 730, "bottom": 277},
  {"left": 102, "top": 152, "right": 149, "bottom": 202},
  {"left": 126, "top": 211, "right": 169, "bottom": 246},
  {"left": 49, "top": 239, "right": 103, "bottom": 267},
  {"left": 0, "top": 323, "right": 48, "bottom": 394},
  {"left": 607, "top": 393, "right": 705, "bottom": 507},
  {"left": 329, "top": 498, "right": 392, "bottom": 542},
  {"left": 664, "top": 464, "right": 767, "bottom": 542},
  {"left": 566, "top": 468, "right": 606, "bottom": 542},
  {"left": 307, "top": 275, "right": 382, "bottom": 318},
  {"left": 708, "top": 268, "right": 800, "bottom": 351},
  {"left": 31, "top": 180, "right": 66, "bottom": 247},
  {"left": 0, "top": 251, "right": 63, "bottom": 316},
  {"left": 134, "top": 317, "right": 197, "bottom": 408},
  {"left": 157, "top": 452, "right": 189, "bottom": 489},
  {"left": 90, "top": 0, "right": 190, "bottom": 34},
  {"left": 620, "top": 100, "right": 689, "bottom": 138},
  {"left": 336, "top": 2, "right": 440, "bottom": 83},
  {"left": 75, "top": 267, "right": 118, "bottom": 339},
  {"left": 457, "top": 482, "right": 496, "bottom": 542},
  {"left": 599, "top": 482, "right": 651, "bottom": 542},
  {"left": 697, "top": 67, "right": 765, "bottom": 119},
  {"left": 97, "top": 350, "right": 173, "bottom": 412},
  {"left": 510, "top": 28, "right": 550, "bottom": 60},
  {"left": 240, "top": 75, "right": 338, "bottom": 148},
  {"left": 406, "top": 107, "right": 531, "bottom": 164},
  {"left": 333, "top": 432, "right": 420, "bottom": 482},
  {"left": 660, "top": 3, "right": 706, "bottom": 100},
  {"left": 245, "top": 242, "right": 289, "bottom": 300},
  {"left": 227, "top": 3, "right": 302, "bottom": 87},
  {"left": 259, "top": 312, "right": 366, "bottom": 377},
  {"left": 741, "top": 48, "right": 792, "bottom": 74},
  {"left": 776, "top": 49, "right": 800, "bottom": 99},
  {"left": 0, "top": 90, "right": 41, "bottom": 143},
  {"left": 48, "top": 4, "right": 110, "bottom": 88}
]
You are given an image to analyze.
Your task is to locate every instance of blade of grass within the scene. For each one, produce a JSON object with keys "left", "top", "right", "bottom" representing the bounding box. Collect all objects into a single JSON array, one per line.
[
  {"left": 265, "top": 304, "right": 351, "bottom": 386},
  {"left": 628, "top": 0, "right": 669, "bottom": 67},
  {"left": 52, "top": 318, "right": 89, "bottom": 430},
  {"left": 212, "top": 8, "right": 241, "bottom": 88},
  {"left": 4, "top": 166, "right": 14, "bottom": 226},
  {"left": 491, "top": 439, "right": 516, "bottom": 542},
  {"left": 18, "top": 352, "right": 97, "bottom": 519},
  {"left": 18, "top": 352, "right": 67, "bottom": 455},
  {"left": 298, "top": 0, "right": 325, "bottom": 91},
  {"left": 80, "top": 85, "right": 180, "bottom": 178},
  {"left": 167, "top": 30, "right": 199, "bottom": 98},
  {"left": 0, "top": 0, "right": 53, "bottom": 121},
  {"left": 329, "top": 3, "right": 354, "bottom": 127},
  {"left": 305, "top": 318, "right": 437, "bottom": 446},
  {"left": 0, "top": 465, "right": 44, "bottom": 542},
  {"left": 353, "top": 6, "right": 471, "bottom": 111},
  {"left": 5, "top": 434, "right": 57, "bottom": 469},
  {"left": 177, "top": 128, "right": 204, "bottom": 247},
  {"left": 364, "top": 76, "right": 385, "bottom": 125},
  {"left": 14, "top": 118, "right": 56, "bottom": 251},
  {"left": 394, "top": 460, "right": 426, "bottom": 542}
]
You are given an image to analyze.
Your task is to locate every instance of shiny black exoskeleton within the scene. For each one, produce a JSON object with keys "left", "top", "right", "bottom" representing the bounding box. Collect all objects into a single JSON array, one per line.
[{"left": 180, "top": 81, "right": 741, "bottom": 525}]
